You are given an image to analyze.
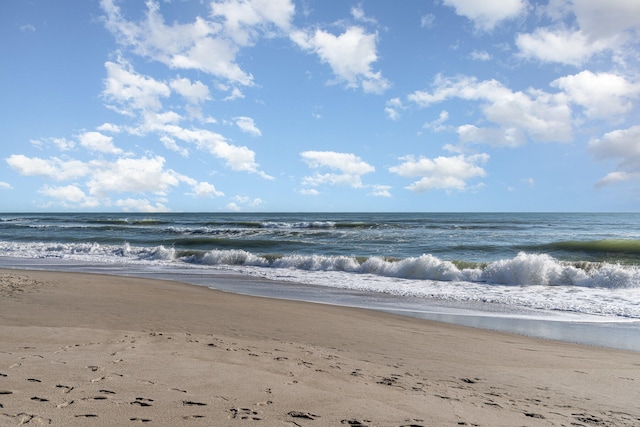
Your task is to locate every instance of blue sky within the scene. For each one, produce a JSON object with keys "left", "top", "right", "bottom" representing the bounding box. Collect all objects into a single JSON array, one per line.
[{"left": 2, "top": 0, "right": 640, "bottom": 212}]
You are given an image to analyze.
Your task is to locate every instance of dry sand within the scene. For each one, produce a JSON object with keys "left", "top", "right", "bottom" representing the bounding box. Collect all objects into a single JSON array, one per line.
[{"left": 0, "top": 268, "right": 639, "bottom": 426}]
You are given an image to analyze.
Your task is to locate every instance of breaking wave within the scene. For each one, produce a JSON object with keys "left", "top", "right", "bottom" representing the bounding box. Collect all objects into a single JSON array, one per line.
[{"left": 1, "top": 240, "right": 638, "bottom": 289}]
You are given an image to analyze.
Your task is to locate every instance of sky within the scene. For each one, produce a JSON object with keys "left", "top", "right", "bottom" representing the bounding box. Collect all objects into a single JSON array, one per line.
[{"left": 2, "top": 0, "right": 640, "bottom": 213}]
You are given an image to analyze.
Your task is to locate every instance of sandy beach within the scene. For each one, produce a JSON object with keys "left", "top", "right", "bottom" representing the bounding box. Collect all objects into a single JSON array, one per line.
[{"left": 1, "top": 268, "right": 639, "bottom": 426}]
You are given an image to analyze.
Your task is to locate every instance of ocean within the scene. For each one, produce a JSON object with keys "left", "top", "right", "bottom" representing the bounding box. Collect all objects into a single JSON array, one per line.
[{"left": 1, "top": 212, "right": 640, "bottom": 350}]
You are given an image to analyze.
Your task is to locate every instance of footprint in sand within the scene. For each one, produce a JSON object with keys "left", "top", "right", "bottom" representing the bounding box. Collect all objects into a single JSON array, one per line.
[
  {"left": 2, "top": 413, "right": 52, "bottom": 425},
  {"left": 229, "top": 407, "right": 261, "bottom": 421},
  {"left": 130, "top": 417, "right": 152, "bottom": 423},
  {"left": 56, "top": 384, "right": 74, "bottom": 393},
  {"left": 56, "top": 400, "right": 74, "bottom": 408},
  {"left": 131, "top": 397, "right": 154, "bottom": 407},
  {"left": 341, "top": 420, "right": 370, "bottom": 427},
  {"left": 288, "top": 411, "right": 319, "bottom": 420},
  {"left": 182, "top": 400, "right": 207, "bottom": 407}
]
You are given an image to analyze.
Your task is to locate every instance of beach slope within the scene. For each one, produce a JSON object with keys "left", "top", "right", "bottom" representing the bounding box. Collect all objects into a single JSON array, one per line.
[{"left": 1, "top": 269, "right": 639, "bottom": 426}]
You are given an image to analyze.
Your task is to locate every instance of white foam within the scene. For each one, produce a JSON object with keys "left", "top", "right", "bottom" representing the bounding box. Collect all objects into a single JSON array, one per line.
[{"left": 2, "top": 241, "right": 639, "bottom": 319}]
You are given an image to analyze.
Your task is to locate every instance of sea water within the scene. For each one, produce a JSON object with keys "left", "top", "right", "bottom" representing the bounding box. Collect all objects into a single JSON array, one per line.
[{"left": 1, "top": 212, "right": 639, "bottom": 350}]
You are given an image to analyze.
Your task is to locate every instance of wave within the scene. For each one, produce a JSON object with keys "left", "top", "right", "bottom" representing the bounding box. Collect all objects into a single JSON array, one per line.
[
  {"left": 2, "top": 240, "right": 638, "bottom": 290},
  {"left": 541, "top": 239, "right": 640, "bottom": 255}
]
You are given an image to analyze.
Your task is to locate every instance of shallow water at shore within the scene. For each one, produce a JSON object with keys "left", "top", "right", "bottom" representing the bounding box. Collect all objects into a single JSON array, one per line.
[{"left": 2, "top": 256, "right": 639, "bottom": 352}]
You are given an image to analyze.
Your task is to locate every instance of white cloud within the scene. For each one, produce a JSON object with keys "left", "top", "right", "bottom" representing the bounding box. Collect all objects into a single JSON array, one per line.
[
  {"left": 7, "top": 151, "right": 230, "bottom": 210},
  {"left": 101, "top": 0, "right": 294, "bottom": 86},
  {"left": 115, "top": 198, "right": 171, "bottom": 212},
  {"left": 210, "top": 0, "right": 295, "bottom": 45},
  {"left": 470, "top": 50, "right": 491, "bottom": 61},
  {"left": 147, "top": 123, "right": 271, "bottom": 177},
  {"left": 516, "top": 29, "right": 614, "bottom": 66},
  {"left": 78, "top": 131, "right": 123, "bottom": 154},
  {"left": 369, "top": 185, "right": 392, "bottom": 198},
  {"left": 188, "top": 181, "right": 225, "bottom": 198},
  {"left": 301, "top": 150, "right": 375, "bottom": 188},
  {"left": 385, "top": 98, "right": 404, "bottom": 121},
  {"left": 103, "top": 60, "right": 171, "bottom": 114},
  {"left": 423, "top": 110, "right": 449, "bottom": 132},
  {"left": 569, "top": 0, "right": 640, "bottom": 40},
  {"left": 30, "top": 137, "right": 75, "bottom": 151},
  {"left": 20, "top": 24, "right": 36, "bottom": 32},
  {"left": 231, "top": 195, "right": 264, "bottom": 208},
  {"left": 170, "top": 77, "right": 210, "bottom": 104},
  {"left": 97, "top": 122, "right": 122, "bottom": 133},
  {"left": 39, "top": 185, "right": 100, "bottom": 208},
  {"left": 160, "top": 136, "right": 189, "bottom": 157},
  {"left": 551, "top": 71, "right": 640, "bottom": 120},
  {"left": 516, "top": 1, "right": 640, "bottom": 66},
  {"left": 420, "top": 14, "right": 435, "bottom": 29},
  {"left": 6, "top": 155, "right": 91, "bottom": 181},
  {"left": 86, "top": 156, "right": 187, "bottom": 197},
  {"left": 299, "top": 188, "right": 319, "bottom": 196},
  {"left": 226, "top": 202, "right": 242, "bottom": 211},
  {"left": 389, "top": 153, "right": 488, "bottom": 192},
  {"left": 443, "top": 0, "right": 528, "bottom": 31},
  {"left": 234, "top": 116, "right": 262, "bottom": 136},
  {"left": 408, "top": 75, "right": 573, "bottom": 145},
  {"left": 291, "top": 26, "right": 389, "bottom": 94},
  {"left": 0, "top": 182, "right": 12, "bottom": 190},
  {"left": 351, "top": 5, "right": 377, "bottom": 24},
  {"left": 589, "top": 125, "right": 640, "bottom": 187}
]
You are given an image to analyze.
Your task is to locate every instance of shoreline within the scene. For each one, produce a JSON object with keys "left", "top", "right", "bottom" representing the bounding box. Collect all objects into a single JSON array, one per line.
[
  {"left": 2, "top": 257, "right": 640, "bottom": 352},
  {"left": 2, "top": 268, "right": 640, "bottom": 426}
]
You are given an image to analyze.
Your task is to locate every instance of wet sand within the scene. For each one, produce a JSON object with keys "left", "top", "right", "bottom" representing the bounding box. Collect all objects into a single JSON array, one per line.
[{"left": 1, "top": 268, "right": 639, "bottom": 426}]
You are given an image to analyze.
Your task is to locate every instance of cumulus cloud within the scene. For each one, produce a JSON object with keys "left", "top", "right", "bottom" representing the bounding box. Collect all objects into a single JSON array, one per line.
[
  {"left": 100, "top": 0, "right": 294, "bottom": 86},
  {"left": 389, "top": 153, "right": 489, "bottom": 192},
  {"left": 188, "top": 181, "right": 225, "bottom": 198},
  {"left": 86, "top": 156, "right": 188, "bottom": 197},
  {"left": 170, "top": 77, "right": 210, "bottom": 105},
  {"left": 234, "top": 116, "right": 262, "bottom": 136},
  {"left": 0, "top": 182, "right": 12, "bottom": 190},
  {"left": 30, "top": 137, "right": 75, "bottom": 151},
  {"left": 6, "top": 155, "right": 91, "bottom": 181},
  {"left": 470, "top": 50, "right": 491, "bottom": 61},
  {"left": 300, "top": 151, "right": 375, "bottom": 189},
  {"left": 589, "top": 125, "right": 640, "bottom": 187},
  {"left": 103, "top": 60, "right": 171, "bottom": 114},
  {"left": 145, "top": 122, "right": 270, "bottom": 177},
  {"left": 385, "top": 98, "right": 404, "bottom": 121},
  {"left": 39, "top": 185, "right": 99, "bottom": 208},
  {"left": 423, "top": 110, "right": 449, "bottom": 132},
  {"left": 516, "top": 29, "right": 614, "bottom": 66},
  {"left": 369, "top": 184, "right": 392, "bottom": 198},
  {"left": 5, "top": 153, "right": 220, "bottom": 209},
  {"left": 516, "top": 1, "right": 640, "bottom": 66},
  {"left": 299, "top": 188, "right": 319, "bottom": 196},
  {"left": 420, "top": 14, "right": 435, "bottom": 29},
  {"left": 100, "top": 59, "right": 271, "bottom": 178},
  {"left": 97, "top": 122, "right": 122, "bottom": 133},
  {"left": 551, "top": 71, "right": 640, "bottom": 120},
  {"left": 443, "top": 0, "right": 528, "bottom": 31},
  {"left": 115, "top": 198, "right": 171, "bottom": 212},
  {"left": 78, "top": 131, "right": 123, "bottom": 154},
  {"left": 291, "top": 26, "right": 390, "bottom": 94},
  {"left": 210, "top": 0, "right": 295, "bottom": 45},
  {"left": 408, "top": 75, "right": 572, "bottom": 146}
]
